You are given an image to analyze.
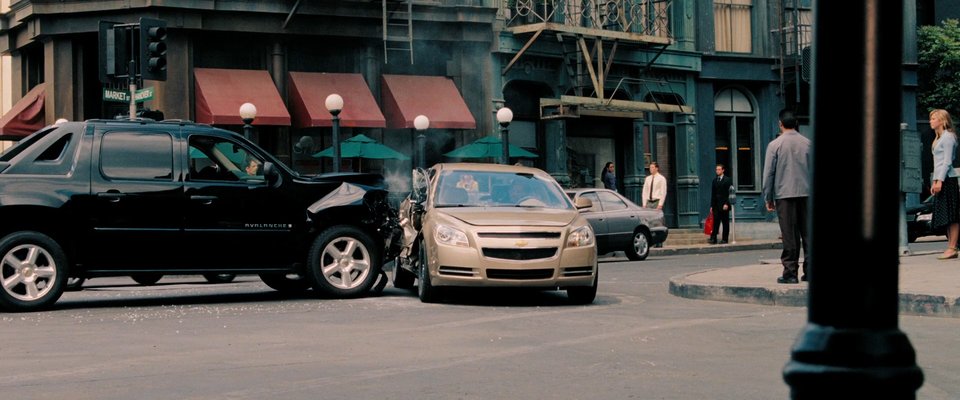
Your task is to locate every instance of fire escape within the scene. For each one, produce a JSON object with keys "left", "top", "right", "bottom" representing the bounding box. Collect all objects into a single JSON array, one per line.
[
  {"left": 501, "top": 0, "right": 689, "bottom": 119},
  {"left": 771, "top": 0, "right": 812, "bottom": 114},
  {"left": 383, "top": 0, "right": 414, "bottom": 64}
]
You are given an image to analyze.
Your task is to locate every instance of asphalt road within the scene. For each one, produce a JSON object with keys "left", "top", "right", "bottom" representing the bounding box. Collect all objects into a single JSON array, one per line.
[{"left": 2, "top": 245, "right": 957, "bottom": 400}]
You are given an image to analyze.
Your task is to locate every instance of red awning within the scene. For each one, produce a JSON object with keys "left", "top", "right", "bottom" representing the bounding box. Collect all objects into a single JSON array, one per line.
[
  {"left": 194, "top": 68, "right": 290, "bottom": 126},
  {"left": 381, "top": 75, "right": 476, "bottom": 129},
  {"left": 288, "top": 72, "right": 386, "bottom": 128},
  {"left": 0, "top": 84, "right": 46, "bottom": 137}
]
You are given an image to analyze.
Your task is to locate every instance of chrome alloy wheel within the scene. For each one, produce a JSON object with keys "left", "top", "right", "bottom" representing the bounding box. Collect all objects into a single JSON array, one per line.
[
  {"left": 633, "top": 232, "right": 649, "bottom": 258},
  {"left": 320, "top": 236, "right": 372, "bottom": 290},
  {"left": 2, "top": 244, "right": 58, "bottom": 302}
]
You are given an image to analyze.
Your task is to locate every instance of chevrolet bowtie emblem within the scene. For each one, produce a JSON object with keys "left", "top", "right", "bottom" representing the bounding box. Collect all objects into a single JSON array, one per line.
[{"left": 515, "top": 240, "right": 528, "bottom": 247}]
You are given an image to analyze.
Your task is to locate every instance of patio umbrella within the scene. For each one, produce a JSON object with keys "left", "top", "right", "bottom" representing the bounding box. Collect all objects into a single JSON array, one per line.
[
  {"left": 443, "top": 136, "right": 538, "bottom": 159},
  {"left": 312, "top": 134, "right": 410, "bottom": 160}
]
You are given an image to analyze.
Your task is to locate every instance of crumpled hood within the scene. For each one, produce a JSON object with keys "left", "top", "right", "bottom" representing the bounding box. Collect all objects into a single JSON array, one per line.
[{"left": 436, "top": 207, "right": 578, "bottom": 227}]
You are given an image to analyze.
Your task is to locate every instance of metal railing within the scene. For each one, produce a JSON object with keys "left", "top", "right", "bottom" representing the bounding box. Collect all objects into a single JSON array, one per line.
[{"left": 500, "top": 0, "right": 673, "bottom": 40}]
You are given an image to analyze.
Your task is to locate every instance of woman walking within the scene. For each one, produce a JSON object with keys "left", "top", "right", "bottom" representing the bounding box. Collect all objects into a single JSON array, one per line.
[{"left": 930, "top": 109, "right": 959, "bottom": 259}]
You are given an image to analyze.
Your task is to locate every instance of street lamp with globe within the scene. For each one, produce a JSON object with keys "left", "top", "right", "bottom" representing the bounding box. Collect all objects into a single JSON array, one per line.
[
  {"left": 497, "top": 107, "right": 514, "bottom": 165},
  {"left": 414, "top": 115, "right": 430, "bottom": 169},
  {"left": 325, "top": 94, "right": 344, "bottom": 173},
  {"left": 239, "top": 102, "right": 257, "bottom": 142}
]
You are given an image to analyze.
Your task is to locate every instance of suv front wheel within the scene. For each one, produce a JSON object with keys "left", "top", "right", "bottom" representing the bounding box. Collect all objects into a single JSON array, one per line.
[
  {"left": 0, "top": 231, "right": 67, "bottom": 312},
  {"left": 305, "top": 225, "right": 381, "bottom": 298}
]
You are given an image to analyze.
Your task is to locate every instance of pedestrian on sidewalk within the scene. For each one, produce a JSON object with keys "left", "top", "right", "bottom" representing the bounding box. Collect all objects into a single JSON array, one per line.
[
  {"left": 642, "top": 161, "right": 666, "bottom": 210},
  {"left": 643, "top": 161, "right": 667, "bottom": 248},
  {"left": 763, "top": 109, "right": 811, "bottom": 284},
  {"left": 929, "top": 109, "right": 959, "bottom": 259},
  {"left": 601, "top": 162, "right": 617, "bottom": 192},
  {"left": 709, "top": 163, "right": 733, "bottom": 244}
]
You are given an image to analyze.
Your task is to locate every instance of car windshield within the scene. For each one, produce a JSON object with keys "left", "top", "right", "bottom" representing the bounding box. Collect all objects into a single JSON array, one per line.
[{"left": 434, "top": 170, "right": 572, "bottom": 209}]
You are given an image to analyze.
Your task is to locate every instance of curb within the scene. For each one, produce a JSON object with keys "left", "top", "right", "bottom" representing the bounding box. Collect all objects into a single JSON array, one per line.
[
  {"left": 669, "top": 273, "right": 960, "bottom": 318},
  {"left": 598, "top": 241, "right": 784, "bottom": 263},
  {"left": 651, "top": 241, "right": 782, "bottom": 256}
]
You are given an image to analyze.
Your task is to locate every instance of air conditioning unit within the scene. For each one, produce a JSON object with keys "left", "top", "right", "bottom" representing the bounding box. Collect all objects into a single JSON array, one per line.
[{"left": 801, "top": 46, "right": 812, "bottom": 82}]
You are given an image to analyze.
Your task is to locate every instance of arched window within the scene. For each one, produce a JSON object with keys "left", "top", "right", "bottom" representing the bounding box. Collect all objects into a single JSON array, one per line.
[{"left": 714, "top": 88, "right": 757, "bottom": 191}]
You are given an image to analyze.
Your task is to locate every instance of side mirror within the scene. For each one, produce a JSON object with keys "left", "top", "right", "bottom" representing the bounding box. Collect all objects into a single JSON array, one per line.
[
  {"left": 575, "top": 197, "right": 593, "bottom": 210},
  {"left": 263, "top": 162, "right": 281, "bottom": 187}
]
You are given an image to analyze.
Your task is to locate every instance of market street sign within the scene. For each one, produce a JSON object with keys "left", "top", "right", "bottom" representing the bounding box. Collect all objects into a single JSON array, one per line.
[
  {"left": 103, "top": 88, "right": 129, "bottom": 103},
  {"left": 103, "top": 87, "right": 155, "bottom": 103}
]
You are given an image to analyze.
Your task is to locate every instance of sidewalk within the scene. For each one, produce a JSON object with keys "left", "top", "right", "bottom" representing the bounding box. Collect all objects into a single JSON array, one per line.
[{"left": 660, "top": 241, "right": 960, "bottom": 318}]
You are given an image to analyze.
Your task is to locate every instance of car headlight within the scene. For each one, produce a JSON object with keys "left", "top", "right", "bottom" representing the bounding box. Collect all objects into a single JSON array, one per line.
[
  {"left": 435, "top": 224, "right": 469, "bottom": 247},
  {"left": 567, "top": 225, "right": 595, "bottom": 247}
]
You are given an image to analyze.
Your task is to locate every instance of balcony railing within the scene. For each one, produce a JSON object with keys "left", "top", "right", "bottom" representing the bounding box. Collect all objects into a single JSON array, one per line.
[{"left": 500, "top": 0, "right": 673, "bottom": 40}]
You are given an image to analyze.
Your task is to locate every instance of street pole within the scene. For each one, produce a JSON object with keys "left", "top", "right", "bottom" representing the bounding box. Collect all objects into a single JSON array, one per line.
[
  {"left": 128, "top": 60, "right": 137, "bottom": 119},
  {"left": 331, "top": 112, "right": 341, "bottom": 173},
  {"left": 782, "top": 0, "right": 923, "bottom": 397},
  {"left": 728, "top": 187, "right": 736, "bottom": 244}
]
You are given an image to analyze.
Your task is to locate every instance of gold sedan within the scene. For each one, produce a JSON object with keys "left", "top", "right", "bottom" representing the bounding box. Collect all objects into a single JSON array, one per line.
[{"left": 394, "top": 163, "right": 598, "bottom": 304}]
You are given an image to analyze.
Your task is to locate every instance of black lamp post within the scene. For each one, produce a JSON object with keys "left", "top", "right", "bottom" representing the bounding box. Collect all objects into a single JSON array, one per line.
[
  {"left": 239, "top": 102, "right": 257, "bottom": 142},
  {"left": 782, "top": 0, "right": 923, "bottom": 397},
  {"left": 325, "top": 94, "right": 344, "bottom": 173},
  {"left": 414, "top": 115, "right": 430, "bottom": 169},
  {"left": 497, "top": 107, "right": 513, "bottom": 165}
]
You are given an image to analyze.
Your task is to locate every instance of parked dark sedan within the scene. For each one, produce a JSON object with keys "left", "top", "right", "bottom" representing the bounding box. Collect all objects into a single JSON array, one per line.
[
  {"left": 565, "top": 189, "right": 668, "bottom": 260},
  {"left": 906, "top": 196, "right": 944, "bottom": 243}
]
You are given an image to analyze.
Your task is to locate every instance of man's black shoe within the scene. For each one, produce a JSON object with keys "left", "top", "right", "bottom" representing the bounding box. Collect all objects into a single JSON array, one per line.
[
  {"left": 777, "top": 276, "right": 799, "bottom": 284},
  {"left": 800, "top": 275, "right": 808, "bottom": 282},
  {"left": 719, "top": 240, "right": 728, "bottom": 244},
  {"left": 707, "top": 238, "right": 717, "bottom": 244}
]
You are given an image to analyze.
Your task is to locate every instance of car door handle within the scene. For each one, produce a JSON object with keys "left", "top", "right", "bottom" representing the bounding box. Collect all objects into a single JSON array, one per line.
[
  {"left": 190, "top": 195, "right": 218, "bottom": 205},
  {"left": 97, "top": 192, "right": 125, "bottom": 203}
]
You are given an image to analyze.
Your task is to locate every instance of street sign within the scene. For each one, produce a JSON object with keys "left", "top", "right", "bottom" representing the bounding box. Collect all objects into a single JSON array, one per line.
[
  {"left": 134, "top": 87, "right": 154, "bottom": 102},
  {"left": 103, "top": 87, "right": 154, "bottom": 103},
  {"left": 103, "top": 88, "right": 129, "bottom": 103}
]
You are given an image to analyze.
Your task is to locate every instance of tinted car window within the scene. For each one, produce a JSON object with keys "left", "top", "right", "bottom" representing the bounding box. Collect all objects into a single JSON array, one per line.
[
  {"left": 101, "top": 131, "right": 174, "bottom": 180},
  {"left": 597, "top": 191, "right": 627, "bottom": 211},
  {"left": 188, "top": 135, "right": 264, "bottom": 182},
  {"left": 36, "top": 133, "right": 73, "bottom": 162}
]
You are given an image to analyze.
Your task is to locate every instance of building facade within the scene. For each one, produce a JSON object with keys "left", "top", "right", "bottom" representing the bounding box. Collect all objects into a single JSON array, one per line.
[{"left": 0, "top": 0, "right": 924, "bottom": 229}]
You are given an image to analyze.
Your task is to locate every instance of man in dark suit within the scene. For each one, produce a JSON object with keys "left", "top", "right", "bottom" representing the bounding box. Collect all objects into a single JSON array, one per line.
[{"left": 709, "top": 163, "right": 733, "bottom": 244}]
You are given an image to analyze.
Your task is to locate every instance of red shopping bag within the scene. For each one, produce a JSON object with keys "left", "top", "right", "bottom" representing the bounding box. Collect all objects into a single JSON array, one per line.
[{"left": 704, "top": 208, "right": 714, "bottom": 235}]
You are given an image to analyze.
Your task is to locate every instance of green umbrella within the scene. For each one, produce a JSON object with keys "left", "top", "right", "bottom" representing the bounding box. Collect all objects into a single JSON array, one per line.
[
  {"left": 443, "top": 136, "right": 538, "bottom": 159},
  {"left": 312, "top": 134, "right": 410, "bottom": 160}
]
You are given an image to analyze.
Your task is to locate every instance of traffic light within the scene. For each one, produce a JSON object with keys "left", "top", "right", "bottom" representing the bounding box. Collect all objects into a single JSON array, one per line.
[
  {"left": 139, "top": 18, "right": 167, "bottom": 81},
  {"left": 98, "top": 21, "right": 128, "bottom": 84}
]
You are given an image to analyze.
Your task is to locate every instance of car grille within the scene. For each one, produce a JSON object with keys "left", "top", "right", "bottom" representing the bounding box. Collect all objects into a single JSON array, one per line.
[
  {"left": 477, "top": 232, "right": 561, "bottom": 239},
  {"left": 563, "top": 266, "right": 594, "bottom": 277},
  {"left": 486, "top": 268, "right": 554, "bottom": 280},
  {"left": 482, "top": 247, "right": 557, "bottom": 260}
]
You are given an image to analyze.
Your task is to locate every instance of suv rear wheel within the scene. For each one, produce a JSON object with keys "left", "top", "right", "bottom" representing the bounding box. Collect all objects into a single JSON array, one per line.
[
  {"left": 306, "top": 225, "right": 381, "bottom": 298},
  {"left": 0, "top": 231, "right": 67, "bottom": 312}
]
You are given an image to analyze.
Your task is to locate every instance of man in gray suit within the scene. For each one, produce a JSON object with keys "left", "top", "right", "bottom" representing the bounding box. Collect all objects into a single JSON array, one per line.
[{"left": 763, "top": 109, "right": 811, "bottom": 284}]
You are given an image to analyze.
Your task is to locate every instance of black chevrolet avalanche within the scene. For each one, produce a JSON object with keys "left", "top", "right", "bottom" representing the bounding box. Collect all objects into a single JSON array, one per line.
[{"left": 0, "top": 119, "right": 400, "bottom": 312}]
